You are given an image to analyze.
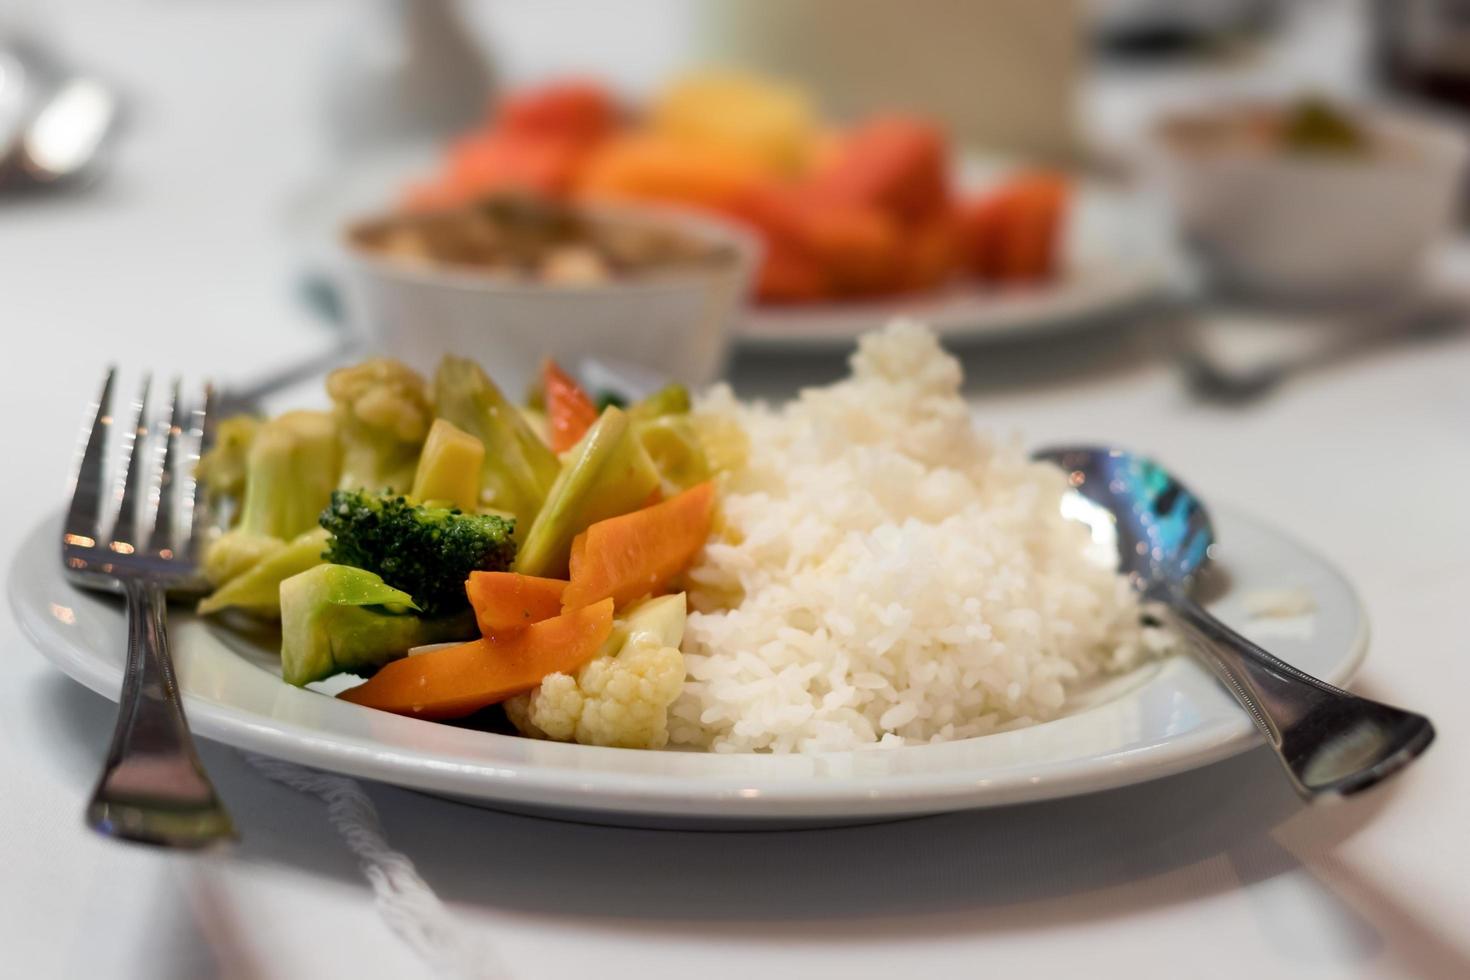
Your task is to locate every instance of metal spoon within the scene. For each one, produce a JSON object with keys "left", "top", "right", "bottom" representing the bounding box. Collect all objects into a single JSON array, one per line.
[{"left": 1035, "top": 446, "right": 1435, "bottom": 799}]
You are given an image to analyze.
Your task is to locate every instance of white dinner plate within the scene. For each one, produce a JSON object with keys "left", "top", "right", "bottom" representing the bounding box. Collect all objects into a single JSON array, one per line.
[
  {"left": 12, "top": 505, "right": 1366, "bottom": 828},
  {"left": 284, "top": 149, "right": 1173, "bottom": 354}
]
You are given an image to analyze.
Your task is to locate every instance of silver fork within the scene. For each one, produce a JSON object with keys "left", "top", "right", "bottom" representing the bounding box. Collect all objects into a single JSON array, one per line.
[{"left": 63, "top": 369, "right": 235, "bottom": 847}]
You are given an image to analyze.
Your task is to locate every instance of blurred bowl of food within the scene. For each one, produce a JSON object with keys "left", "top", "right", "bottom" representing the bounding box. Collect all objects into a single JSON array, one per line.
[
  {"left": 1149, "top": 98, "right": 1468, "bottom": 301},
  {"left": 338, "top": 194, "right": 758, "bottom": 396}
]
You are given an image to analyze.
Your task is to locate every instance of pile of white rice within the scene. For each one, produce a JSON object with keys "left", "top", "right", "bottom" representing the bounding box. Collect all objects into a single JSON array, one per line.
[{"left": 669, "top": 320, "right": 1161, "bottom": 753}]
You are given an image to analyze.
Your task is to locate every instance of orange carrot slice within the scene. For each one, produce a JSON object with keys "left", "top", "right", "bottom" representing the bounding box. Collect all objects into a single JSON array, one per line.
[
  {"left": 466, "top": 571, "right": 568, "bottom": 633},
  {"left": 338, "top": 598, "right": 615, "bottom": 720},
  {"left": 543, "top": 359, "right": 599, "bottom": 453},
  {"left": 562, "top": 481, "right": 715, "bottom": 611}
]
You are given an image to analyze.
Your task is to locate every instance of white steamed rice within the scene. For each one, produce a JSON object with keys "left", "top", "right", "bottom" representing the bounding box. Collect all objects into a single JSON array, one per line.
[{"left": 669, "top": 320, "right": 1160, "bottom": 753}]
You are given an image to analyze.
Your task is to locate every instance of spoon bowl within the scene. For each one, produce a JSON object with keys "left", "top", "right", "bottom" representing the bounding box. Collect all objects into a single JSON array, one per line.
[{"left": 1036, "top": 445, "right": 1435, "bottom": 800}]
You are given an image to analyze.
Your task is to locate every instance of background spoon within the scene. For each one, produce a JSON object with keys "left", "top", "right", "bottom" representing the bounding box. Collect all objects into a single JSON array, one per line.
[{"left": 1035, "top": 445, "right": 1435, "bottom": 799}]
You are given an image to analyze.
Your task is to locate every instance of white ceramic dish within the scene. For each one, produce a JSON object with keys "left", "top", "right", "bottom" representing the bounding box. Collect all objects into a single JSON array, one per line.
[
  {"left": 339, "top": 204, "right": 759, "bottom": 400},
  {"left": 13, "top": 505, "right": 1366, "bottom": 828},
  {"left": 1147, "top": 105, "right": 1470, "bottom": 301},
  {"left": 285, "top": 148, "right": 1171, "bottom": 359}
]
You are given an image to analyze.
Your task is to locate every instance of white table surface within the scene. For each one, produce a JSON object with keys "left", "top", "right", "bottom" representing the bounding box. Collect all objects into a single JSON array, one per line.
[{"left": 4, "top": 2, "right": 1470, "bottom": 978}]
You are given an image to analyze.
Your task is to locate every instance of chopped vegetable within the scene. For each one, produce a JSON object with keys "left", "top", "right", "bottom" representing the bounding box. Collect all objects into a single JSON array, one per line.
[
  {"left": 440, "top": 133, "right": 586, "bottom": 201},
  {"left": 636, "top": 414, "right": 711, "bottom": 494},
  {"left": 577, "top": 134, "right": 768, "bottom": 212},
  {"left": 337, "top": 598, "right": 616, "bottom": 719},
  {"left": 542, "top": 359, "right": 599, "bottom": 453},
  {"left": 498, "top": 79, "right": 615, "bottom": 149},
  {"left": 506, "top": 593, "right": 687, "bottom": 749},
  {"left": 811, "top": 115, "right": 950, "bottom": 224},
  {"left": 651, "top": 70, "right": 816, "bottom": 174},
  {"left": 198, "top": 527, "right": 329, "bottom": 618},
  {"left": 196, "top": 415, "right": 261, "bottom": 506},
  {"left": 203, "top": 410, "right": 341, "bottom": 586},
  {"left": 465, "top": 571, "right": 568, "bottom": 633},
  {"left": 626, "top": 383, "right": 691, "bottom": 421},
  {"left": 320, "top": 490, "right": 516, "bottom": 617},
  {"left": 327, "top": 358, "right": 433, "bottom": 493},
  {"left": 958, "top": 173, "right": 1068, "bottom": 284},
  {"left": 280, "top": 564, "right": 476, "bottom": 687},
  {"left": 593, "top": 390, "right": 628, "bottom": 413},
  {"left": 513, "top": 406, "right": 662, "bottom": 579},
  {"left": 562, "top": 481, "right": 715, "bottom": 610},
  {"left": 409, "top": 418, "right": 484, "bottom": 512},
  {"left": 433, "top": 355, "right": 561, "bottom": 525}
]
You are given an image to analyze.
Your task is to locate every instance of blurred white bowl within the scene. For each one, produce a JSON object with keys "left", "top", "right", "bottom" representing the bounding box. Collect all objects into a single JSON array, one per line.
[
  {"left": 337, "top": 203, "right": 758, "bottom": 397},
  {"left": 1149, "top": 106, "right": 1468, "bottom": 301}
]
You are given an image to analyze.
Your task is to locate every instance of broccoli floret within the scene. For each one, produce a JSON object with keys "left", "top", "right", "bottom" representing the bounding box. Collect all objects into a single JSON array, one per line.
[
  {"left": 319, "top": 490, "right": 515, "bottom": 616},
  {"left": 432, "top": 355, "right": 560, "bottom": 525},
  {"left": 280, "top": 564, "right": 476, "bottom": 686},
  {"left": 203, "top": 410, "right": 341, "bottom": 586},
  {"left": 327, "top": 358, "right": 433, "bottom": 493},
  {"left": 593, "top": 390, "right": 628, "bottom": 413}
]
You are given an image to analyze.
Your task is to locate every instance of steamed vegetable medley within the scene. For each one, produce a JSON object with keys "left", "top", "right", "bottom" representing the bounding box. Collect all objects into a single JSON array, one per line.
[{"left": 196, "top": 356, "right": 717, "bottom": 750}]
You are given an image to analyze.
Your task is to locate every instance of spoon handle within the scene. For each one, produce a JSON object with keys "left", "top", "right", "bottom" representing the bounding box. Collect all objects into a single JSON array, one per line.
[{"left": 1164, "top": 595, "right": 1434, "bottom": 799}]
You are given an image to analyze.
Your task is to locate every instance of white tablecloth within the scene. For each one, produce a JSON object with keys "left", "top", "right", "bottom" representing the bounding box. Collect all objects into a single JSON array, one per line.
[{"left": 4, "top": 3, "right": 1469, "bottom": 978}]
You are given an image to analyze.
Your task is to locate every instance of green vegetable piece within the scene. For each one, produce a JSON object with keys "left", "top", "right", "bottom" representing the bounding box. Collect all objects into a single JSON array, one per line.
[
  {"left": 622, "top": 592, "right": 688, "bottom": 649},
  {"left": 327, "top": 358, "right": 433, "bottom": 494},
  {"left": 627, "top": 383, "right": 691, "bottom": 422},
  {"left": 202, "top": 410, "right": 341, "bottom": 586},
  {"left": 409, "top": 418, "right": 485, "bottom": 513},
  {"left": 514, "top": 406, "right": 661, "bottom": 578},
  {"left": 636, "top": 415, "right": 711, "bottom": 494},
  {"left": 280, "top": 564, "right": 475, "bottom": 686},
  {"left": 196, "top": 415, "right": 261, "bottom": 507},
  {"left": 319, "top": 489, "right": 516, "bottom": 617},
  {"left": 433, "top": 355, "right": 561, "bottom": 524},
  {"left": 198, "top": 527, "right": 329, "bottom": 618}
]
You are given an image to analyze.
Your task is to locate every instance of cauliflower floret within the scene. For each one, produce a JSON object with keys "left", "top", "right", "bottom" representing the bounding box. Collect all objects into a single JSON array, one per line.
[
  {"left": 326, "top": 358, "right": 432, "bottom": 493},
  {"left": 507, "top": 594, "right": 687, "bottom": 749}
]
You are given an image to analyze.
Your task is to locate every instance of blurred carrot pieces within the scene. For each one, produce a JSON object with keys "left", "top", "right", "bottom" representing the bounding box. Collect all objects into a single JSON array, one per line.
[
  {"left": 497, "top": 80, "right": 616, "bottom": 149},
  {"left": 753, "top": 234, "right": 830, "bottom": 303},
  {"left": 897, "top": 210, "right": 961, "bottom": 292},
  {"left": 958, "top": 172, "right": 1069, "bottom": 284},
  {"left": 728, "top": 182, "right": 905, "bottom": 301},
  {"left": 810, "top": 116, "right": 950, "bottom": 224},
  {"left": 445, "top": 133, "right": 587, "bottom": 199},
  {"left": 577, "top": 136, "right": 768, "bottom": 211}
]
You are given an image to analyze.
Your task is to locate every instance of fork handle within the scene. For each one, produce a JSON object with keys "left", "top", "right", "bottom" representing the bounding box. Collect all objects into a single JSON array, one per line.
[
  {"left": 1165, "top": 593, "right": 1435, "bottom": 800},
  {"left": 86, "top": 579, "right": 235, "bottom": 847}
]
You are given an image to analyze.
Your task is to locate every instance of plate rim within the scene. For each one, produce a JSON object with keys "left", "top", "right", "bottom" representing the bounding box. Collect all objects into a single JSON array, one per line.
[{"left": 12, "top": 506, "right": 1368, "bottom": 818}]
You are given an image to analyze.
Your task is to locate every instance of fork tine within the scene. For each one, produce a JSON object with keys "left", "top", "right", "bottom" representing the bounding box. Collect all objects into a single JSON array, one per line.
[
  {"left": 110, "top": 375, "right": 151, "bottom": 551},
  {"left": 181, "top": 382, "right": 216, "bottom": 559},
  {"left": 147, "top": 380, "right": 184, "bottom": 555},
  {"left": 64, "top": 367, "right": 117, "bottom": 545}
]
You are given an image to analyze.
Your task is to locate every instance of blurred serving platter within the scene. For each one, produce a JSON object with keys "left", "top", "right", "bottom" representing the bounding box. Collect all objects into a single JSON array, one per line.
[{"left": 286, "top": 146, "right": 1171, "bottom": 352}]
